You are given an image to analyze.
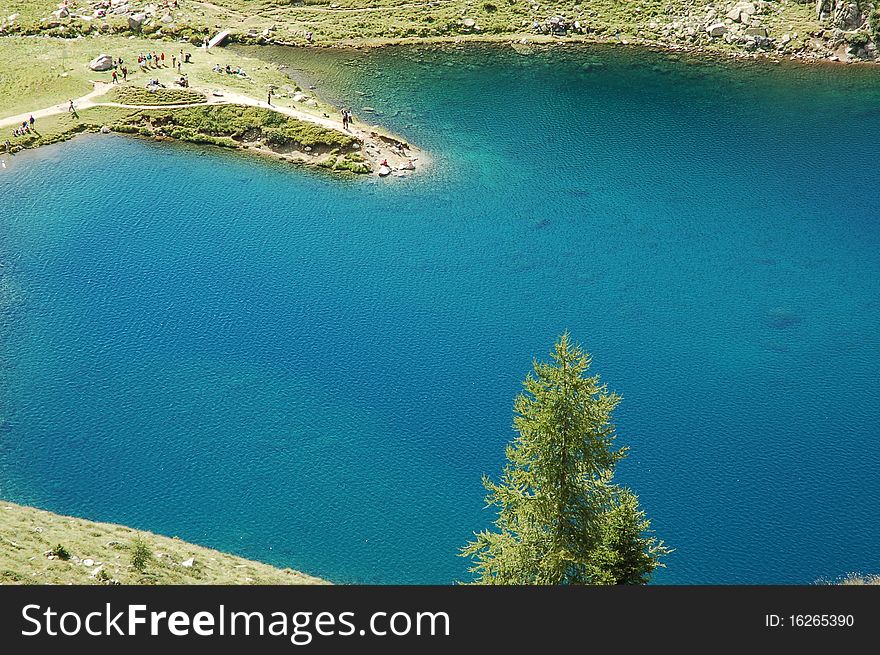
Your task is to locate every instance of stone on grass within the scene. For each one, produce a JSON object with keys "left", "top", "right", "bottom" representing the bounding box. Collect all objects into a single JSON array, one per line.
[{"left": 89, "top": 54, "right": 113, "bottom": 71}]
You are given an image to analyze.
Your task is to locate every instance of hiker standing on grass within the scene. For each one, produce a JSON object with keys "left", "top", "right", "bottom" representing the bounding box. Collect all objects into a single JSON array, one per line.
[
  {"left": 172, "top": 55, "right": 176, "bottom": 69},
  {"left": 112, "top": 70, "right": 118, "bottom": 84},
  {"left": 161, "top": 52, "right": 165, "bottom": 66},
  {"left": 122, "top": 66, "right": 128, "bottom": 81},
  {"left": 68, "top": 99, "right": 75, "bottom": 113},
  {"left": 268, "top": 88, "right": 273, "bottom": 106},
  {"left": 29, "top": 115, "right": 35, "bottom": 128}
]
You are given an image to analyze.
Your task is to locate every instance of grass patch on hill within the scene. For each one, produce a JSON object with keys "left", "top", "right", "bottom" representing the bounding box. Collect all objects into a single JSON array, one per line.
[
  {"left": 109, "top": 85, "right": 207, "bottom": 106},
  {"left": 0, "top": 500, "right": 326, "bottom": 585}
]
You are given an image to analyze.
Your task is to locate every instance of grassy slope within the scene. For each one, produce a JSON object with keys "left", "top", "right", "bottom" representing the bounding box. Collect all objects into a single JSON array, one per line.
[
  {"left": 0, "top": 500, "right": 326, "bottom": 585},
  {"left": 0, "top": 34, "right": 324, "bottom": 120},
  {"left": 1, "top": 0, "right": 822, "bottom": 49}
]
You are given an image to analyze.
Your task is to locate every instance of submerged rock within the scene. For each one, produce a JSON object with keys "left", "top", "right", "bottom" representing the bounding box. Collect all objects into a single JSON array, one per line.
[{"left": 766, "top": 309, "right": 803, "bottom": 330}]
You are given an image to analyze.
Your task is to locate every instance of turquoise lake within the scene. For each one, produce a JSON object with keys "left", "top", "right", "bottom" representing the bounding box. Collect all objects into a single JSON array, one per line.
[{"left": 1, "top": 44, "right": 879, "bottom": 583}]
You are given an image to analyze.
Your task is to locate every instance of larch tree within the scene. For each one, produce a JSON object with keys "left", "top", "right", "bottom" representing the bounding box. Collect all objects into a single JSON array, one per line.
[{"left": 461, "top": 332, "right": 669, "bottom": 584}]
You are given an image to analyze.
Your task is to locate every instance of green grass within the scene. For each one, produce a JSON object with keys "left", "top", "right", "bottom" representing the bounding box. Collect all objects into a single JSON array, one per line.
[
  {"left": 0, "top": 500, "right": 326, "bottom": 585},
  {"left": 115, "top": 104, "right": 356, "bottom": 151},
  {"left": 109, "top": 85, "right": 207, "bottom": 106},
  {"left": 5, "top": 105, "right": 140, "bottom": 151},
  {"left": 0, "top": 34, "right": 299, "bottom": 120}
]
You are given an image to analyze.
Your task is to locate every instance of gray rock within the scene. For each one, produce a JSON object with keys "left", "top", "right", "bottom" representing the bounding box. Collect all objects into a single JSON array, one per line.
[
  {"left": 128, "top": 12, "right": 145, "bottom": 31},
  {"left": 817, "top": 0, "right": 865, "bottom": 29},
  {"left": 745, "top": 26, "right": 768, "bottom": 37},
  {"left": 706, "top": 22, "right": 728, "bottom": 37},
  {"left": 89, "top": 54, "right": 113, "bottom": 71}
]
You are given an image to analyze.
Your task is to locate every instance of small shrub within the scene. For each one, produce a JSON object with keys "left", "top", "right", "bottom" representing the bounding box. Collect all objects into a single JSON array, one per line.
[
  {"left": 50, "top": 544, "right": 71, "bottom": 560},
  {"left": 845, "top": 31, "right": 869, "bottom": 46},
  {"left": 130, "top": 538, "right": 153, "bottom": 572},
  {"left": 482, "top": 2, "right": 498, "bottom": 12}
]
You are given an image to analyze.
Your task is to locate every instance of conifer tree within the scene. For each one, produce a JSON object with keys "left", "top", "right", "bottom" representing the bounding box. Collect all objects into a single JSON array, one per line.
[{"left": 461, "top": 333, "right": 669, "bottom": 584}]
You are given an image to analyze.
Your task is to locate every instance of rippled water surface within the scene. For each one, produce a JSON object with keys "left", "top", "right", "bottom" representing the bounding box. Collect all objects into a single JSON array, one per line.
[{"left": 1, "top": 45, "right": 879, "bottom": 583}]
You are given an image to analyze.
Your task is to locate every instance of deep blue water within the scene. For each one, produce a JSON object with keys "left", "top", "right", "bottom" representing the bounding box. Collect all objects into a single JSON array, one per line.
[{"left": 1, "top": 45, "right": 879, "bottom": 584}]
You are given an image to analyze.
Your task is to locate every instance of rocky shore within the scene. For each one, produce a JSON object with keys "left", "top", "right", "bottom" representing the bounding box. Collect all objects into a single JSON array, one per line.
[{"left": 2, "top": 1, "right": 879, "bottom": 66}]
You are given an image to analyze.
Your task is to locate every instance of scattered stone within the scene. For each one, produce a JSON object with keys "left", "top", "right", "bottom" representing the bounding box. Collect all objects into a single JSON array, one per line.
[
  {"left": 100, "top": 125, "right": 111, "bottom": 134},
  {"left": 89, "top": 54, "right": 113, "bottom": 71},
  {"left": 181, "top": 557, "right": 195, "bottom": 568},
  {"left": 707, "top": 23, "right": 728, "bottom": 37},
  {"left": 462, "top": 18, "right": 476, "bottom": 29},
  {"left": 83, "top": 559, "right": 94, "bottom": 567}
]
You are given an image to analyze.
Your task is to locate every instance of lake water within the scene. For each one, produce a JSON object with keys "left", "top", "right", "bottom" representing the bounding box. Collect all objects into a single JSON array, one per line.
[{"left": 1, "top": 44, "right": 879, "bottom": 584}]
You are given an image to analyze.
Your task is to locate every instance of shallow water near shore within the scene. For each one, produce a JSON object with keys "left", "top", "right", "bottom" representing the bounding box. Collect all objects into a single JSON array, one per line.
[{"left": 2, "top": 44, "right": 879, "bottom": 584}]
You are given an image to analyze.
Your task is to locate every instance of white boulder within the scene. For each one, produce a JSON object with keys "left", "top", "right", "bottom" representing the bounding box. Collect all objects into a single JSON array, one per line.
[{"left": 89, "top": 54, "right": 114, "bottom": 71}]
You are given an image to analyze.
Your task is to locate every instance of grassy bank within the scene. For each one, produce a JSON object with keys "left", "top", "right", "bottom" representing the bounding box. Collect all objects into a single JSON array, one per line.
[
  {"left": 5, "top": 106, "right": 140, "bottom": 149},
  {"left": 5, "top": 104, "right": 371, "bottom": 174},
  {"left": 0, "top": 0, "right": 867, "bottom": 62},
  {"left": 0, "top": 500, "right": 326, "bottom": 585}
]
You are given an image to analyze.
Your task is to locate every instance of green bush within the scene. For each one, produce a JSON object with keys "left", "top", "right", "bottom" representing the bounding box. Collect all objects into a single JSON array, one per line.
[
  {"left": 845, "top": 31, "right": 870, "bottom": 46},
  {"left": 50, "top": 544, "right": 71, "bottom": 560},
  {"left": 130, "top": 538, "right": 153, "bottom": 572}
]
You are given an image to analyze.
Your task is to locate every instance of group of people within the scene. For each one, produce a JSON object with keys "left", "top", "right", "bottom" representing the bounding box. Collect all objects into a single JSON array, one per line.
[
  {"left": 137, "top": 52, "right": 165, "bottom": 69},
  {"left": 213, "top": 63, "right": 247, "bottom": 77},
  {"left": 341, "top": 108, "right": 354, "bottom": 131},
  {"left": 10, "top": 116, "right": 35, "bottom": 138}
]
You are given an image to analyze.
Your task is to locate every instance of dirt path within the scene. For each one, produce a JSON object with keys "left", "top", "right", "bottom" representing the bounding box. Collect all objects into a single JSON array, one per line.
[{"left": 0, "top": 82, "right": 114, "bottom": 130}]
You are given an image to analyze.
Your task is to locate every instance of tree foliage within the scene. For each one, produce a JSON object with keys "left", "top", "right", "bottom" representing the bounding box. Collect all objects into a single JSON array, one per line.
[{"left": 461, "top": 332, "right": 669, "bottom": 584}]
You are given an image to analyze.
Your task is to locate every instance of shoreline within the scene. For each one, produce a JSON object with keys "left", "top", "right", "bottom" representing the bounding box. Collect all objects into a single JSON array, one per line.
[
  {"left": 264, "top": 30, "right": 878, "bottom": 70},
  {"left": 4, "top": 19, "right": 877, "bottom": 178}
]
